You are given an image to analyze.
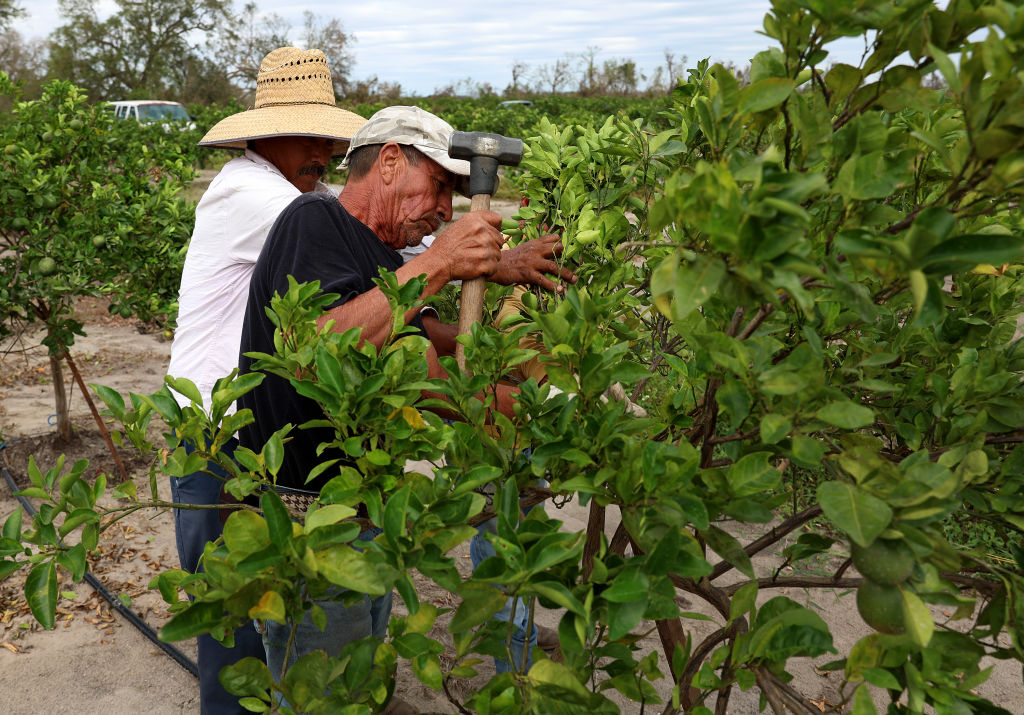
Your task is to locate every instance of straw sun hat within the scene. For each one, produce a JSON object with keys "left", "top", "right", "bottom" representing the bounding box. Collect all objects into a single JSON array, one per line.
[{"left": 198, "top": 47, "right": 366, "bottom": 157}]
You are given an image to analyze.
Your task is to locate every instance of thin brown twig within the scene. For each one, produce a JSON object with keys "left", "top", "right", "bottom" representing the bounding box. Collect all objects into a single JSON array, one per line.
[
  {"left": 722, "top": 576, "right": 861, "bottom": 597},
  {"left": 709, "top": 504, "right": 823, "bottom": 581}
]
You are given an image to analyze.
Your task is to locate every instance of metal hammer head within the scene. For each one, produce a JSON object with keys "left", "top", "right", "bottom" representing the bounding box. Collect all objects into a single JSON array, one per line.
[{"left": 448, "top": 131, "right": 524, "bottom": 197}]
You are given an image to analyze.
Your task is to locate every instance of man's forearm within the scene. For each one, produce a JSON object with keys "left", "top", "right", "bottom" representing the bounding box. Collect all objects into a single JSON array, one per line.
[{"left": 316, "top": 258, "right": 452, "bottom": 347}]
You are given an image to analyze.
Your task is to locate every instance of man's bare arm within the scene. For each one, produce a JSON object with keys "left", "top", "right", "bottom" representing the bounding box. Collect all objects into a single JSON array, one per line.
[{"left": 316, "top": 211, "right": 503, "bottom": 347}]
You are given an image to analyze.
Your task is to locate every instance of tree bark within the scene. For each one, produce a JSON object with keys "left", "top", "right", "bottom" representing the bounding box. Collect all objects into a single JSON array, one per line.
[{"left": 48, "top": 349, "right": 72, "bottom": 442}]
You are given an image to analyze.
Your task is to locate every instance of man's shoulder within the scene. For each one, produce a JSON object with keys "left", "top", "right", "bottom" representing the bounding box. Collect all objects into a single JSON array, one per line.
[
  {"left": 274, "top": 191, "right": 344, "bottom": 226},
  {"left": 202, "top": 154, "right": 296, "bottom": 208},
  {"left": 275, "top": 192, "right": 368, "bottom": 233}
]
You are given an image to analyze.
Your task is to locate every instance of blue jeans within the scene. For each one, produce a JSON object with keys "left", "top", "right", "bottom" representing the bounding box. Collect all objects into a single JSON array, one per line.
[
  {"left": 170, "top": 436, "right": 268, "bottom": 715},
  {"left": 470, "top": 508, "right": 541, "bottom": 673},
  {"left": 259, "top": 529, "right": 392, "bottom": 699}
]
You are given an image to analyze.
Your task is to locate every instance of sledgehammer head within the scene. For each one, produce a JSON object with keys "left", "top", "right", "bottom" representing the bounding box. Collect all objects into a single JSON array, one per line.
[{"left": 448, "top": 131, "right": 523, "bottom": 198}]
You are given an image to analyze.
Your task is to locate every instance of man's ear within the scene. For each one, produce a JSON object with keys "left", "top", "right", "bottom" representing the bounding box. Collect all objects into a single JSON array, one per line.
[{"left": 377, "top": 143, "right": 405, "bottom": 186}]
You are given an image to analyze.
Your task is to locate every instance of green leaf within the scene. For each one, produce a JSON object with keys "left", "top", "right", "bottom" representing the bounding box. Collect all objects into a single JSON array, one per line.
[
  {"left": 606, "top": 599, "right": 647, "bottom": 642},
  {"left": 927, "top": 42, "right": 960, "bottom": 93},
  {"left": 219, "top": 658, "right": 273, "bottom": 698},
  {"left": 365, "top": 449, "right": 391, "bottom": 466},
  {"left": 3, "top": 507, "right": 23, "bottom": 540},
  {"left": 728, "top": 452, "right": 781, "bottom": 497},
  {"left": 450, "top": 584, "right": 508, "bottom": 633},
  {"left": 790, "top": 434, "right": 827, "bottom": 467},
  {"left": 304, "top": 504, "right": 356, "bottom": 533},
  {"left": 862, "top": 667, "right": 901, "bottom": 691},
  {"left": 815, "top": 401, "right": 874, "bottom": 429},
  {"left": 758, "top": 370, "right": 806, "bottom": 395},
  {"left": 528, "top": 658, "right": 590, "bottom": 698},
  {"left": 160, "top": 601, "right": 224, "bottom": 641},
  {"left": 528, "top": 581, "right": 585, "bottom": 616},
  {"left": 901, "top": 589, "right": 934, "bottom": 647},
  {"left": 739, "top": 78, "right": 797, "bottom": 114},
  {"left": 834, "top": 151, "right": 911, "bottom": 200},
  {"left": 703, "top": 525, "right": 754, "bottom": 578},
  {"left": 262, "top": 433, "right": 284, "bottom": 476},
  {"left": 164, "top": 376, "right": 203, "bottom": 407},
  {"left": 851, "top": 683, "right": 878, "bottom": 714},
  {"left": 921, "top": 234, "right": 1024, "bottom": 272},
  {"left": 825, "top": 64, "right": 862, "bottom": 103},
  {"left": 760, "top": 413, "right": 792, "bottom": 444},
  {"left": 412, "top": 653, "right": 443, "bottom": 690},
  {"left": 817, "top": 482, "right": 892, "bottom": 547},
  {"left": 24, "top": 561, "right": 57, "bottom": 630},
  {"left": 651, "top": 253, "right": 726, "bottom": 323},
  {"left": 260, "top": 491, "right": 293, "bottom": 546},
  {"left": 315, "top": 545, "right": 388, "bottom": 596},
  {"left": 716, "top": 381, "right": 752, "bottom": 431},
  {"left": 730, "top": 582, "right": 758, "bottom": 623},
  {"left": 602, "top": 567, "right": 649, "bottom": 603},
  {"left": 383, "top": 486, "right": 411, "bottom": 542},
  {"left": 248, "top": 590, "right": 286, "bottom": 623},
  {"left": 223, "top": 510, "right": 271, "bottom": 557}
]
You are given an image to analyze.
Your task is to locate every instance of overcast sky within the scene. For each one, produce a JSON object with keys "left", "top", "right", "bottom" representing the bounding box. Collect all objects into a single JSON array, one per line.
[{"left": 10, "top": 1, "right": 872, "bottom": 95}]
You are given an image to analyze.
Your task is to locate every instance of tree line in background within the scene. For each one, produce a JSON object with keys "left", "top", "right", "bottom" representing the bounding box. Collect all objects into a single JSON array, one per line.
[{"left": 0, "top": 0, "right": 687, "bottom": 108}]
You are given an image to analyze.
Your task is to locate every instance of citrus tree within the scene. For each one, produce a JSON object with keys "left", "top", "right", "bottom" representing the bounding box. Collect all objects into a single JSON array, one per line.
[
  {"left": 0, "top": 73, "right": 196, "bottom": 444},
  {"left": 4, "top": 0, "right": 1024, "bottom": 713}
]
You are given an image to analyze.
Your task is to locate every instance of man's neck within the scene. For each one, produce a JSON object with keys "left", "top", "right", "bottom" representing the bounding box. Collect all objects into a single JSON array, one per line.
[{"left": 339, "top": 179, "right": 398, "bottom": 247}]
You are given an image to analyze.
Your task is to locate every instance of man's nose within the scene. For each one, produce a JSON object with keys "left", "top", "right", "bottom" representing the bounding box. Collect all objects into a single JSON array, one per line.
[
  {"left": 437, "top": 192, "right": 453, "bottom": 222},
  {"left": 313, "top": 140, "right": 333, "bottom": 164}
]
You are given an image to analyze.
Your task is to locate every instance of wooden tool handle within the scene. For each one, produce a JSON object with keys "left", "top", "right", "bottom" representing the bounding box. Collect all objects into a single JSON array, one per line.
[{"left": 455, "top": 192, "right": 493, "bottom": 371}]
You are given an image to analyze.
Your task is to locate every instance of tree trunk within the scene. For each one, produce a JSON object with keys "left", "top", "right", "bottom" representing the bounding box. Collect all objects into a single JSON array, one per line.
[{"left": 49, "top": 349, "right": 72, "bottom": 442}]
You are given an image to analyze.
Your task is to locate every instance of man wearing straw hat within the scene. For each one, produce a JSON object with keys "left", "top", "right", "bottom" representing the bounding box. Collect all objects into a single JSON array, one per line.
[{"left": 166, "top": 46, "right": 366, "bottom": 715}]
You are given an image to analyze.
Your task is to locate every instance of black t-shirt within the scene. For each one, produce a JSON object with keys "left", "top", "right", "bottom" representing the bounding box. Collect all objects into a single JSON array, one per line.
[{"left": 237, "top": 192, "right": 424, "bottom": 491}]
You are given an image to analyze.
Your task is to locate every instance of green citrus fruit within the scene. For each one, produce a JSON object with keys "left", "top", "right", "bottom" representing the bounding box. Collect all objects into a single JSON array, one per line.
[
  {"left": 68, "top": 119, "right": 84, "bottom": 130},
  {"left": 856, "top": 580, "right": 906, "bottom": 635},
  {"left": 42, "top": 131, "right": 54, "bottom": 143},
  {"left": 850, "top": 538, "right": 916, "bottom": 586},
  {"left": 92, "top": 235, "right": 106, "bottom": 248},
  {"left": 42, "top": 195, "right": 59, "bottom": 209},
  {"left": 4, "top": 144, "right": 17, "bottom": 155},
  {"left": 11, "top": 217, "right": 29, "bottom": 230},
  {"left": 36, "top": 257, "right": 57, "bottom": 276}
]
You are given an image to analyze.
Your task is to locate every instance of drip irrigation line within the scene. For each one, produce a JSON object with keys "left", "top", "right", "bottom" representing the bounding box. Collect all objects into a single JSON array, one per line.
[{"left": 1, "top": 462, "right": 199, "bottom": 679}]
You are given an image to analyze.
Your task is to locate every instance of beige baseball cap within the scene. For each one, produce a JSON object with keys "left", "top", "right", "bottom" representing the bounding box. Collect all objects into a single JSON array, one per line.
[{"left": 340, "top": 105, "right": 472, "bottom": 193}]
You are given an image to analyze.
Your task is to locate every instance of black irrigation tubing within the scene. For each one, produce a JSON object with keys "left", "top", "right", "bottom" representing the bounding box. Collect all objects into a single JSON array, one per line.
[{"left": 1, "top": 460, "right": 199, "bottom": 679}]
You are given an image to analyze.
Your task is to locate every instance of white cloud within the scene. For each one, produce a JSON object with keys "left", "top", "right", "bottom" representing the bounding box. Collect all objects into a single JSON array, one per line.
[{"left": 9, "top": 0, "right": 877, "bottom": 94}]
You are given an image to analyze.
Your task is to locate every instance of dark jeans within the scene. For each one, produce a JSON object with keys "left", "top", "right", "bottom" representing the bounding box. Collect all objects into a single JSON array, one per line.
[{"left": 170, "top": 436, "right": 267, "bottom": 715}]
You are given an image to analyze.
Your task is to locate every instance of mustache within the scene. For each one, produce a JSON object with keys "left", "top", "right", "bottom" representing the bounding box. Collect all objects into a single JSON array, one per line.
[
  {"left": 421, "top": 214, "right": 441, "bottom": 233},
  {"left": 296, "top": 164, "right": 326, "bottom": 178}
]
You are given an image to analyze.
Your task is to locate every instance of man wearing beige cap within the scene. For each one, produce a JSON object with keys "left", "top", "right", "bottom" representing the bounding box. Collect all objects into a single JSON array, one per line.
[
  {"left": 165, "top": 46, "right": 365, "bottom": 715},
  {"left": 236, "top": 105, "right": 573, "bottom": 706}
]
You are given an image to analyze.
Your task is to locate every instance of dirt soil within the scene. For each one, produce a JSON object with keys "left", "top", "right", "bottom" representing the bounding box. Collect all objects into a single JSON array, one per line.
[{"left": 2, "top": 210, "right": 1023, "bottom": 714}]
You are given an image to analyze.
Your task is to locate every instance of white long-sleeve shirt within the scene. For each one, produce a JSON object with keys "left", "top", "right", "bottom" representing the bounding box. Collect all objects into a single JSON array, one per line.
[{"left": 166, "top": 150, "right": 335, "bottom": 410}]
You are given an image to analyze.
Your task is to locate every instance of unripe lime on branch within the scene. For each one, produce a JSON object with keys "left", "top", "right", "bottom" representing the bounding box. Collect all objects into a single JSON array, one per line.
[
  {"left": 35, "top": 257, "right": 57, "bottom": 276},
  {"left": 856, "top": 580, "right": 907, "bottom": 635},
  {"left": 850, "top": 538, "right": 916, "bottom": 585}
]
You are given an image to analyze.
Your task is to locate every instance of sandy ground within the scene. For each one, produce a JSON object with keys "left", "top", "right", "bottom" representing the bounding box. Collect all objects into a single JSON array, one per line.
[{"left": 2, "top": 189, "right": 1023, "bottom": 714}]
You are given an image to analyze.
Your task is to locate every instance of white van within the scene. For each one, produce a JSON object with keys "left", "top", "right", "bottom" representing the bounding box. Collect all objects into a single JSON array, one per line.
[{"left": 109, "top": 100, "right": 195, "bottom": 130}]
